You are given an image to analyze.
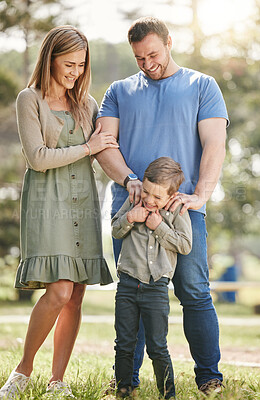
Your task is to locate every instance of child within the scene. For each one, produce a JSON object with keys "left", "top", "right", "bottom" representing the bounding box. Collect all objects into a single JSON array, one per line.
[{"left": 112, "top": 157, "right": 192, "bottom": 399}]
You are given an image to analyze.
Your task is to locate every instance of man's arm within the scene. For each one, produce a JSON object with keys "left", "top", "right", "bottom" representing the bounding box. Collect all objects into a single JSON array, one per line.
[
  {"left": 95, "top": 116, "right": 142, "bottom": 203},
  {"left": 168, "top": 117, "right": 227, "bottom": 215}
]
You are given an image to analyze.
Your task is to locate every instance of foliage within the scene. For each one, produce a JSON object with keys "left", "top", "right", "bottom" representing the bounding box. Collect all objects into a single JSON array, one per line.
[
  {"left": 0, "top": 145, "right": 23, "bottom": 257},
  {"left": 90, "top": 39, "right": 138, "bottom": 104},
  {"left": 166, "top": 1, "right": 260, "bottom": 262},
  {"left": 0, "top": 68, "right": 18, "bottom": 105},
  {"left": 0, "top": 0, "right": 71, "bottom": 84},
  {"left": 0, "top": 0, "right": 65, "bottom": 37},
  {"left": 206, "top": 59, "right": 260, "bottom": 242}
]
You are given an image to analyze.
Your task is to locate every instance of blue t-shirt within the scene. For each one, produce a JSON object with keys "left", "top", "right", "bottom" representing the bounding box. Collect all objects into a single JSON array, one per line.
[{"left": 97, "top": 68, "right": 229, "bottom": 214}]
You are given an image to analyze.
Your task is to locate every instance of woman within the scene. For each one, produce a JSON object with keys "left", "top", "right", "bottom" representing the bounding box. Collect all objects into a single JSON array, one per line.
[{"left": 0, "top": 26, "right": 118, "bottom": 399}]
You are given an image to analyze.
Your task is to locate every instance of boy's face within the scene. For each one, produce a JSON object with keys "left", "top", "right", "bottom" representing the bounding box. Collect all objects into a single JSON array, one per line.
[{"left": 141, "top": 178, "right": 174, "bottom": 212}]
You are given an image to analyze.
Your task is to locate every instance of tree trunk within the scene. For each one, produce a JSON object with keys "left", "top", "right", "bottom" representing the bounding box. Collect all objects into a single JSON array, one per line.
[
  {"left": 191, "top": 0, "right": 202, "bottom": 58},
  {"left": 23, "top": 31, "right": 30, "bottom": 86}
]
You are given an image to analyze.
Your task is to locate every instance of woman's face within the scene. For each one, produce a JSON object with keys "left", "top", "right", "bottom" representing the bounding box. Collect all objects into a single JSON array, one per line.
[{"left": 50, "top": 49, "right": 86, "bottom": 91}]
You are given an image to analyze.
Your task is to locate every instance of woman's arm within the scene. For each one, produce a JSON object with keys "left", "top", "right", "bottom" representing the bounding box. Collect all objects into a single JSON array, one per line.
[
  {"left": 17, "top": 90, "right": 87, "bottom": 172},
  {"left": 17, "top": 91, "right": 118, "bottom": 172}
]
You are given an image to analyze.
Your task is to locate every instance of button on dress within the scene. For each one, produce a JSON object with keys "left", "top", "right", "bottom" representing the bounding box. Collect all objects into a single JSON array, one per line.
[{"left": 15, "top": 110, "right": 113, "bottom": 289}]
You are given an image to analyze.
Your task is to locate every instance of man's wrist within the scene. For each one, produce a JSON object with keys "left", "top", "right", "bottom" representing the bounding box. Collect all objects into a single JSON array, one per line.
[
  {"left": 123, "top": 173, "right": 138, "bottom": 188},
  {"left": 193, "top": 190, "right": 208, "bottom": 204}
]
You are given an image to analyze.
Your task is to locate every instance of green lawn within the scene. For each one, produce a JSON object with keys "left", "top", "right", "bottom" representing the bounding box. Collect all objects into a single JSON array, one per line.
[
  {"left": 0, "top": 350, "right": 259, "bottom": 399},
  {"left": 0, "top": 288, "right": 260, "bottom": 399},
  {"left": 0, "top": 317, "right": 259, "bottom": 399}
]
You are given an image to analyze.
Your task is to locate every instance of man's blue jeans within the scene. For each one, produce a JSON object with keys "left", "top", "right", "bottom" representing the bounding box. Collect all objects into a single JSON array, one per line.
[
  {"left": 115, "top": 273, "right": 175, "bottom": 399},
  {"left": 112, "top": 210, "right": 223, "bottom": 387}
]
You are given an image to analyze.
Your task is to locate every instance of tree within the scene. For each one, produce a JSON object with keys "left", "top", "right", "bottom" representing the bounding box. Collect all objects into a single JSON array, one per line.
[
  {"left": 0, "top": 68, "right": 18, "bottom": 105},
  {"left": 0, "top": 0, "right": 70, "bottom": 85}
]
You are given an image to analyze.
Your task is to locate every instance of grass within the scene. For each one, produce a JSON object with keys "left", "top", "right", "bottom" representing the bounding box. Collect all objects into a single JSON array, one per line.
[
  {"left": 0, "top": 285, "right": 260, "bottom": 398},
  {"left": 0, "top": 318, "right": 259, "bottom": 399},
  {"left": 0, "top": 350, "right": 259, "bottom": 399}
]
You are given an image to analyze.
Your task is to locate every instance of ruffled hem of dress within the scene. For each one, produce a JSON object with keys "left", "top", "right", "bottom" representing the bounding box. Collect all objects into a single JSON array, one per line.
[{"left": 15, "top": 255, "right": 113, "bottom": 289}]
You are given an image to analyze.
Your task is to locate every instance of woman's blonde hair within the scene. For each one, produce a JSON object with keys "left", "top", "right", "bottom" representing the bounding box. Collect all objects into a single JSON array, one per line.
[{"left": 28, "top": 25, "right": 92, "bottom": 132}]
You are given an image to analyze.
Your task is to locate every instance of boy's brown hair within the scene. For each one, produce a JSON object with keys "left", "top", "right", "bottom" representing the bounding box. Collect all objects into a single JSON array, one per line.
[
  {"left": 143, "top": 157, "right": 185, "bottom": 195},
  {"left": 128, "top": 17, "right": 169, "bottom": 45}
]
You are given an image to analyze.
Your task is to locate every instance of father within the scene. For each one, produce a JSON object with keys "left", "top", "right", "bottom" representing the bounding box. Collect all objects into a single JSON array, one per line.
[{"left": 96, "top": 16, "right": 229, "bottom": 395}]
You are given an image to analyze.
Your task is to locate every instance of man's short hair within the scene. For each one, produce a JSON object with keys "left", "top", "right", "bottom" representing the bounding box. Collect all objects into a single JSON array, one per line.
[
  {"left": 143, "top": 157, "right": 185, "bottom": 195},
  {"left": 128, "top": 16, "right": 169, "bottom": 45}
]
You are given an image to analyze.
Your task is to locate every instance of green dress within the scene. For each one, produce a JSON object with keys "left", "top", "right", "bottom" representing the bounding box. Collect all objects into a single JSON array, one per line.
[{"left": 15, "top": 110, "right": 113, "bottom": 289}]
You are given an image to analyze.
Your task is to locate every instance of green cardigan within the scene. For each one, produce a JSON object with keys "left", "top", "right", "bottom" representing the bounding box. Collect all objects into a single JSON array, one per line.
[{"left": 16, "top": 87, "right": 98, "bottom": 172}]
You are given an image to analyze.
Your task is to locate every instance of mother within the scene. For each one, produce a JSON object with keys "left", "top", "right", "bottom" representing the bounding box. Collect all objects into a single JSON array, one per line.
[{"left": 0, "top": 25, "right": 118, "bottom": 399}]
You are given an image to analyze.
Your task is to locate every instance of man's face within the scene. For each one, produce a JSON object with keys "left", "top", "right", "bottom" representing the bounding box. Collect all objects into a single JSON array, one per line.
[{"left": 131, "top": 33, "right": 172, "bottom": 80}]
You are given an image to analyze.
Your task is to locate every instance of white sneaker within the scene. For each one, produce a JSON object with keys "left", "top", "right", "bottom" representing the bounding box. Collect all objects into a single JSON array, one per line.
[
  {"left": 45, "top": 380, "right": 75, "bottom": 398},
  {"left": 0, "top": 369, "right": 30, "bottom": 399}
]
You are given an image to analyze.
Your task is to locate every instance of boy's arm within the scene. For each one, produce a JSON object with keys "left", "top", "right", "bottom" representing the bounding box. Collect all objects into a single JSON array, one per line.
[
  {"left": 153, "top": 207, "right": 192, "bottom": 255},
  {"left": 111, "top": 198, "right": 135, "bottom": 239}
]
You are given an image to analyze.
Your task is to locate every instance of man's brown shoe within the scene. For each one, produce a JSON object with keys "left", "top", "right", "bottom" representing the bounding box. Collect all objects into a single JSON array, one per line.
[{"left": 199, "top": 378, "right": 224, "bottom": 396}]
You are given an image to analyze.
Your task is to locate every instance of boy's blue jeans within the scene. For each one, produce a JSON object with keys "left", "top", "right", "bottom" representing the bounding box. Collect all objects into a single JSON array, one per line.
[
  {"left": 115, "top": 272, "right": 175, "bottom": 399},
  {"left": 112, "top": 210, "right": 223, "bottom": 388}
]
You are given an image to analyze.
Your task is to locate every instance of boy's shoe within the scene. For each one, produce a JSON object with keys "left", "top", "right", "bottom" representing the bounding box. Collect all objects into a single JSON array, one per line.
[
  {"left": 45, "top": 380, "right": 75, "bottom": 398},
  {"left": 0, "top": 369, "right": 30, "bottom": 399},
  {"left": 199, "top": 379, "right": 224, "bottom": 396}
]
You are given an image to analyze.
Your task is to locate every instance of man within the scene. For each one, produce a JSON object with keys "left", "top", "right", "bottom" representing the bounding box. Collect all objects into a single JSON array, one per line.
[{"left": 96, "top": 16, "right": 229, "bottom": 395}]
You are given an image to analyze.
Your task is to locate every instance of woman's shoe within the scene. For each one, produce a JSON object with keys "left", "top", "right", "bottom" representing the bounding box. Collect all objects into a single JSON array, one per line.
[
  {"left": 0, "top": 369, "right": 30, "bottom": 399},
  {"left": 45, "top": 380, "right": 75, "bottom": 398}
]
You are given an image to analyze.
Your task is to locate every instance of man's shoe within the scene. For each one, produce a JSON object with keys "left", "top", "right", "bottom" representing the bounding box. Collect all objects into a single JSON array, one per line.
[
  {"left": 103, "top": 378, "right": 116, "bottom": 396},
  {"left": 0, "top": 369, "right": 30, "bottom": 399},
  {"left": 199, "top": 378, "right": 224, "bottom": 396},
  {"left": 45, "top": 380, "right": 75, "bottom": 398}
]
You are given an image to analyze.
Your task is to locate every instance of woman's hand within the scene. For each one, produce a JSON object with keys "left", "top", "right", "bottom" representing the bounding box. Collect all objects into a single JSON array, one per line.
[{"left": 82, "top": 123, "right": 119, "bottom": 156}]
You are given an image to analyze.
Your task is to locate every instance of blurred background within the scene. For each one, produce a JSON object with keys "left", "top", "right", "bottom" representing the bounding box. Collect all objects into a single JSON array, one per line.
[{"left": 0, "top": 0, "right": 259, "bottom": 311}]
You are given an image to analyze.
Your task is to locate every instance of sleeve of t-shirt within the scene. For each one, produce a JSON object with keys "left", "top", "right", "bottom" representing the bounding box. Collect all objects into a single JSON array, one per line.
[
  {"left": 198, "top": 77, "right": 230, "bottom": 126},
  {"left": 97, "top": 83, "right": 119, "bottom": 119}
]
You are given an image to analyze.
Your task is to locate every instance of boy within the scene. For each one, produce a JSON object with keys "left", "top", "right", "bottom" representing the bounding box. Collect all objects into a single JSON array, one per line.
[{"left": 112, "top": 157, "right": 192, "bottom": 399}]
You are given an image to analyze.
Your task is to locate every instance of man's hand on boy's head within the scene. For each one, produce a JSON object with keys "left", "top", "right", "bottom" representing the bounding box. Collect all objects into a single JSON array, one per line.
[
  {"left": 127, "top": 200, "right": 149, "bottom": 223},
  {"left": 145, "top": 210, "right": 163, "bottom": 230}
]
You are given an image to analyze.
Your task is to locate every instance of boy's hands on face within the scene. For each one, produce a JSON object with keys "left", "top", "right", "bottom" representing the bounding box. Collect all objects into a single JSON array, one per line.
[
  {"left": 145, "top": 210, "right": 163, "bottom": 230},
  {"left": 127, "top": 200, "right": 149, "bottom": 223}
]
